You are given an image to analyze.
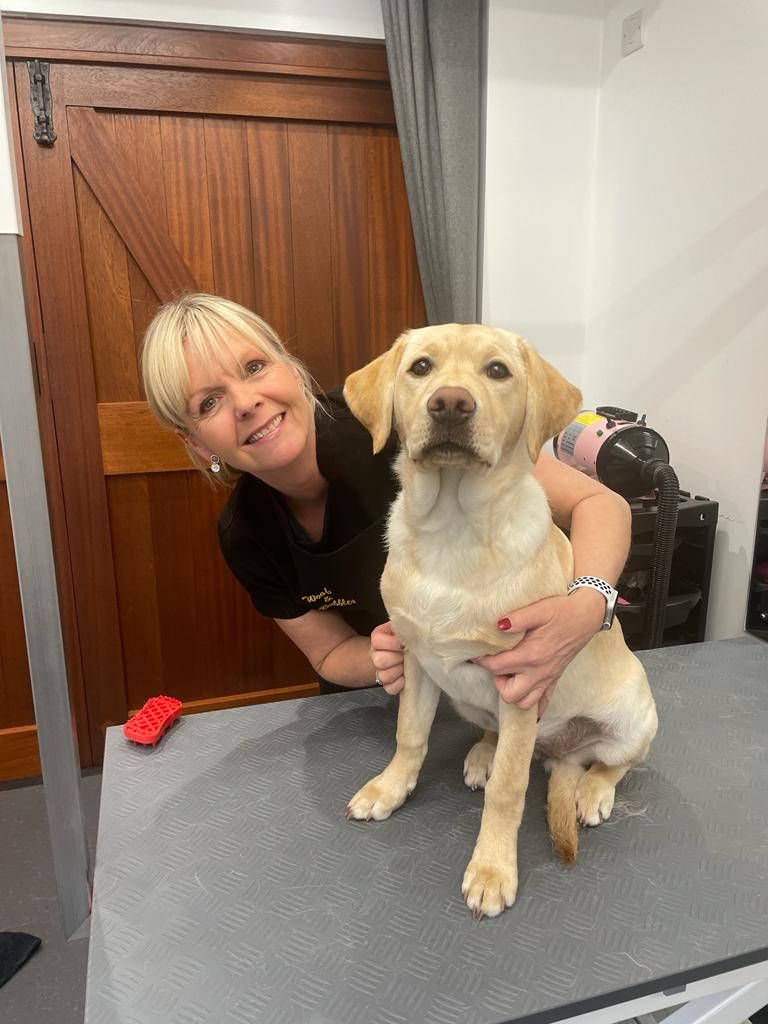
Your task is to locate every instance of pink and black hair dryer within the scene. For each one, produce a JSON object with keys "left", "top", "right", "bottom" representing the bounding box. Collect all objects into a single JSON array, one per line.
[{"left": 554, "top": 407, "right": 678, "bottom": 649}]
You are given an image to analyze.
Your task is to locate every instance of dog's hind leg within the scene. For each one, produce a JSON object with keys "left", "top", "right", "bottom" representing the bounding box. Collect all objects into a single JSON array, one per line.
[
  {"left": 546, "top": 760, "right": 585, "bottom": 865},
  {"left": 575, "top": 762, "right": 631, "bottom": 826},
  {"left": 346, "top": 655, "right": 440, "bottom": 822},
  {"left": 573, "top": 702, "right": 657, "bottom": 826},
  {"left": 463, "top": 731, "right": 497, "bottom": 790}
]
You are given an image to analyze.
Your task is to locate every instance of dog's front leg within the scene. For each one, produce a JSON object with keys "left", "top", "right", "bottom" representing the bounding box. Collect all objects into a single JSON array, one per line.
[
  {"left": 462, "top": 699, "right": 538, "bottom": 917},
  {"left": 346, "top": 654, "right": 440, "bottom": 822}
]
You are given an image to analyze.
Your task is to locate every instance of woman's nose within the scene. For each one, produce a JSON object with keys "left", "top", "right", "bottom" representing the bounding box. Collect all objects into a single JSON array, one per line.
[{"left": 232, "top": 381, "right": 260, "bottom": 418}]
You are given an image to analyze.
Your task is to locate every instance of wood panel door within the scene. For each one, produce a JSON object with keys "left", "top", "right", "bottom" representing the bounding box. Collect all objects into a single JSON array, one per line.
[
  {"left": 0, "top": 62, "right": 92, "bottom": 781},
  {"left": 0, "top": 447, "right": 37, "bottom": 780},
  {"left": 6, "top": 27, "right": 425, "bottom": 768}
]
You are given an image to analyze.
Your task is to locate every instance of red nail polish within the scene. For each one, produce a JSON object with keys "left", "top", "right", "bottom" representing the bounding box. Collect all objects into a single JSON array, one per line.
[{"left": 497, "top": 618, "right": 511, "bottom": 631}]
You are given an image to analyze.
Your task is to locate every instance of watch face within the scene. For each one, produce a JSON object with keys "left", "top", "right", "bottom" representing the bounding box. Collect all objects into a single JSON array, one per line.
[{"left": 603, "top": 589, "right": 618, "bottom": 629}]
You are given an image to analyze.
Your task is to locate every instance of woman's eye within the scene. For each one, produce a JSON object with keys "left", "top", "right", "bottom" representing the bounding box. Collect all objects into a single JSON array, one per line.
[
  {"left": 409, "top": 357, "right": 432, "bottom": 377},
  {"left": 245, "top": 359, "right": 265, "bottom": 376},
  {"left": 487, "top": 361, "right": 511, "bottom": 380},
  {"left": 199, "top": 394, "right": 218, "bottom": 415}
]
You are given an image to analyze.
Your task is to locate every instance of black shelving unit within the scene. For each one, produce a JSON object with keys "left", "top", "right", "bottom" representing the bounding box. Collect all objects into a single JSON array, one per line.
[
  {"left": 746, "top": 490, "right": 768, "bottom": 642},
  {"left": 616, "top": 492, "right": 718, "bottom": 651}
]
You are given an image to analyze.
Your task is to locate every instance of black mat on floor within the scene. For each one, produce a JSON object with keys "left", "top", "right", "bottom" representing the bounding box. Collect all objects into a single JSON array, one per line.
[{"left": 0, "top": 932, "right": 41, "bottom": 987}]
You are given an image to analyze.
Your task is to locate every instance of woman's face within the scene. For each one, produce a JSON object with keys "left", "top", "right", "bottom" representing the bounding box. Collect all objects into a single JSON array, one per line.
[{"left": 182, "top": 332, "right": 315, "bottom": 480}]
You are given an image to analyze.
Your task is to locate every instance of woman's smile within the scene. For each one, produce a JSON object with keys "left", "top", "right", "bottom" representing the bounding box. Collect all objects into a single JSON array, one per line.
[{"left": 242, "top": 411, "right": 286, "bottom": 446}]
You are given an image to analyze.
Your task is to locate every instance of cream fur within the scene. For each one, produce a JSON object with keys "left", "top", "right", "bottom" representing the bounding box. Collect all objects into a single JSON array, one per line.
[{"left": 344, "top": 325, "right": 657, "bottom": 918}]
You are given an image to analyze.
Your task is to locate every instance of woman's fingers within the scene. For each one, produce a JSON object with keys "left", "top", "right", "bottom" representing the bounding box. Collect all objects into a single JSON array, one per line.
[
  {"left": 371, "top": 650, "right": 404, "bottom": 672},
  {"left": 373, "top": 657, "right": 405, "bottom": 688},
  {"left": 382, "top": 674, "right": 405, "bottom": 695},
  {"left": 370, "top": 622, "right": 405, "bottom": 693},
  {"left": 370, "top": 621, "right": 405, "bottom": 652},
  {"left": 376, "top": 633, "right": 404, "bottom": 652}
]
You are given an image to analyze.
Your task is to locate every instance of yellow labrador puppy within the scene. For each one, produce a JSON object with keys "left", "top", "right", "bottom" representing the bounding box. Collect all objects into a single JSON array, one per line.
[{"left": 343, "top": 324, "right": 657, "bottom": 918}]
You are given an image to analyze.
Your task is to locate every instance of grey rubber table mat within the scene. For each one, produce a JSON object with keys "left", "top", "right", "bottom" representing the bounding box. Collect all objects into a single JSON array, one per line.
[{"left": 85, "top": 637, "right": 768, "bottom": 1024}]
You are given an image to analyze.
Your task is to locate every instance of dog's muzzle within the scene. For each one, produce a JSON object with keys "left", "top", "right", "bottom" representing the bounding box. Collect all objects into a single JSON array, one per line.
[
  {"left": 419, "top": 386, "right": 481, "bottom": 462},
  {"left": 411, "top": 385, "right": 483, "bottom": 462},
  {"left": 427, "top": 387, "right": 476, "bottom": 427}
]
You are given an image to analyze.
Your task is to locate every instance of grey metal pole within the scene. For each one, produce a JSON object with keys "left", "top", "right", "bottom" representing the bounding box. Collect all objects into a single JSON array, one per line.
[
  {"left": 0, "top": 235, "right": 91, "bottom": 937},
  {"left": 0, "top": 19, "right": 90, "bottom": 936}
]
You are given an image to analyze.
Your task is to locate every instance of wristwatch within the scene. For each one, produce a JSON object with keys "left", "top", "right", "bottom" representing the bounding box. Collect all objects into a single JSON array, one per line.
[{"left": 567, "top": 576, "right": 619, "bottom": 630}]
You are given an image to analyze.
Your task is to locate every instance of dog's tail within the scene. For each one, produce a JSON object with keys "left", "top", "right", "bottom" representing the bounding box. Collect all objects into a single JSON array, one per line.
[{"left": 546, "top": 761, "right": 584, "bottom": 865}]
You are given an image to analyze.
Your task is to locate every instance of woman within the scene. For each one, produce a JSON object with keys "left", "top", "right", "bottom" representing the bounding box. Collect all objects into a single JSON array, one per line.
[{"left": 141, "top": 294, "right": 631, "bottom": 709}]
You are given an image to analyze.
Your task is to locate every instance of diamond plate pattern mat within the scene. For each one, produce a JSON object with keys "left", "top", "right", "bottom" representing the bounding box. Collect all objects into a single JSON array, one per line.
[{"left": 85, "top": 637, "right": 768, "bottom": 1024}]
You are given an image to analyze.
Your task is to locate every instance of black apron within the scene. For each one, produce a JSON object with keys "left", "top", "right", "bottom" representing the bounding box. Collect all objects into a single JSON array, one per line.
[{"left": 282, "top": 507, "right": 391, "bottom": 694}]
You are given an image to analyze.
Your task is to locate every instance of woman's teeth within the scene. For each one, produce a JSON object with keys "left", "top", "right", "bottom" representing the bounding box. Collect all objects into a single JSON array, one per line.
[{"left": 247, "top": 413, "right": 284, "bottom": 444}]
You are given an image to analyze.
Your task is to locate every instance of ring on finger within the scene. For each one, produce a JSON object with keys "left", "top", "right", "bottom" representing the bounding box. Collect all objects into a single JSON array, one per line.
[{"left": 375, "top": 674, "right": 384, "bottom": 686}]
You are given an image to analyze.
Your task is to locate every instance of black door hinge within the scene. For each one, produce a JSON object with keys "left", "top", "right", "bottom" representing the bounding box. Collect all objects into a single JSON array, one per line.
[{"left": 27, "top": 60, "right": 57, "bottom": 146}]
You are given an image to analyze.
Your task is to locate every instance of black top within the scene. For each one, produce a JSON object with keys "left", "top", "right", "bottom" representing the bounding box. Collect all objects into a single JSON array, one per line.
[{"left": 218, "top": 389, "right": 401, "bottom": 643}]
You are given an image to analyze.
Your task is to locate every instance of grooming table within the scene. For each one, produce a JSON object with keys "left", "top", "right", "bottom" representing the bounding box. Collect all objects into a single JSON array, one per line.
[{"left": 84, "top": 637, "right": 768, "bottom": 1024}]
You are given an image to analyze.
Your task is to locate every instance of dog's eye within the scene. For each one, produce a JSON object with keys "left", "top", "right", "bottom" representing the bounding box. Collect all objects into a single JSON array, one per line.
[
  {"left": 487, "top": 361, "right": 511, "bottom": 380},
  {"left": 409, "top": 358, "right": 432, "bottom": 377}
]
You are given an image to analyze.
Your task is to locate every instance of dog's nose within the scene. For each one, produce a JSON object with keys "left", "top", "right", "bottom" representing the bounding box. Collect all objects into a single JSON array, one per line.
[{"left": 427, "top": 387, "right": 476, "bottom": 424}]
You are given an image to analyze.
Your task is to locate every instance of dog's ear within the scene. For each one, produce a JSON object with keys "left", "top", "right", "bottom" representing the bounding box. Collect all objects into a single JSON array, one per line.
[
  {"left": 344, "top": 333, "right": 409, "bottom": 453},
  {"left": 520, "top": 340, "right": 582, "bottom": 462}
]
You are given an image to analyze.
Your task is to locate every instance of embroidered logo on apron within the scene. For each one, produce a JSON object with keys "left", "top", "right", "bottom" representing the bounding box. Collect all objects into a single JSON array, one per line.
[{"left": 301, "top": 586, "right": 357, "bottom": 611}]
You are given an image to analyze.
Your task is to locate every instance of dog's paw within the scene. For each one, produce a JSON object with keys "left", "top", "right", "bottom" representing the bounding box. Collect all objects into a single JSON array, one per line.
[
  {"left": 346, "top": 773, "right": 413, "bottom": 822},
  {"left": 575, "top": 773, "right": 615, "bottom": 826},
  {"left": 463, "top": 739, "right": 496, "bottom": 790},
  {"left": 461, "top": 859, "right": 518, "bottom": 918}
]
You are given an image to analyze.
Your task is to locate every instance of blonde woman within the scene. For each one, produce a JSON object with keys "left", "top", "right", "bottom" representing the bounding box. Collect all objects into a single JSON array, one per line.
[{"left": 141, "top": 294, "right": 631, "bottom": 706}]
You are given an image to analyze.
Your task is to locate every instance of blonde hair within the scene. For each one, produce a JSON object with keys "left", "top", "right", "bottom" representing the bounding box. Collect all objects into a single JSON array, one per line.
[{"left": 141, "top": 293, "right": 317, "bottom": 486}]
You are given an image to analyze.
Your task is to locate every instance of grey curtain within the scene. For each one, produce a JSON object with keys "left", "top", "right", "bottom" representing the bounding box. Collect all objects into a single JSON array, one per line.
[{"left": 381, "top": 0, "right": 487, "bottom": 325}]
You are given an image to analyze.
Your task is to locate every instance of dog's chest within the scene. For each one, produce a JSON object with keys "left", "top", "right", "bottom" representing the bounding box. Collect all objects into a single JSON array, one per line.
[
  {"left": 382, "top": 498, "right": 546, "bottom": 660},
  {"left": 381, "top": 553, "right": 517, "bottom": 727},
  {"left": 386, "top": 582, "right": 502, "bottom": 719},
  {"left": 380, "top": 475, "right": 564, "bottom": 714},
  {"left": 382, "top": 544, "right": 510, "bottom": 661}
]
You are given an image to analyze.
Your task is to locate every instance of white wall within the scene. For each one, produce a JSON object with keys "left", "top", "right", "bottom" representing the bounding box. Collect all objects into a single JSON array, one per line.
[
  {"left": 584, "top": 0, "right": 768, "bottom": 638},
  {"left": 0, "top": 0, "right": 384, "bottom": 38},
  {"left": 0, "top": 16, "right": 21, "bottom": 232},
  {"left": 482, "top": 0, "right": 604, "bottom": 388}
]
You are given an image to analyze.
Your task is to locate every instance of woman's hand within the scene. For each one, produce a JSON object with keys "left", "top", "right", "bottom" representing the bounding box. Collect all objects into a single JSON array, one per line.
[
  {"left": 472, "top": 589, "right": 606, "bottom": 714},
  {"left": 370, "top": 621, "right": 405, "bottom": 695}
]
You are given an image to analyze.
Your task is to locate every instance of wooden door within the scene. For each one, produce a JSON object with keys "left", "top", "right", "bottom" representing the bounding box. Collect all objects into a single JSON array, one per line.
[
  {"left": 4, "top": 21, "right": 426, "bottom": 769},
  {"left": 0, "top": 62, "right": 91, "bottom": 781},
  {"left": 0, "top": 447, "right": 37, "bottom": 780}
]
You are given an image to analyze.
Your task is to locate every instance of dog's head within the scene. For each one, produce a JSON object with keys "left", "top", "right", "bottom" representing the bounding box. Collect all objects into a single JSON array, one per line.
[{"left": 344, "top": 324, "right": 582, "bottom": 469}]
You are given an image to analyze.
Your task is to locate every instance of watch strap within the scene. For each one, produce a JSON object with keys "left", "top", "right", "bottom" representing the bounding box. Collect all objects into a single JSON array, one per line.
[{"left": 567, "top": 576, "right": 618, "bottom": 630}]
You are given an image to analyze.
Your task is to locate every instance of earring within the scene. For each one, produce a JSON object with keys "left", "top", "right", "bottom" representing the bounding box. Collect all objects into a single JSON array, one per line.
[{"left": 210, "top": 454, "right": 221, "bottom": 474}]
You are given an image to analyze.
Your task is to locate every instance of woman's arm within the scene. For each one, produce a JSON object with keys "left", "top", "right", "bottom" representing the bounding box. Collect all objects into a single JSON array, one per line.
[
  {"left": 534, "top": 451, "right": 632, "bottom": 587},
  {"left": 275, "top": 610, "right": 403, "bottom": 692},
  {"left": 275, "top": 609, "right": 372, "bottom": 687},
  {"left": 472, "top": 453, "right": 632, "bottom": 712}
]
